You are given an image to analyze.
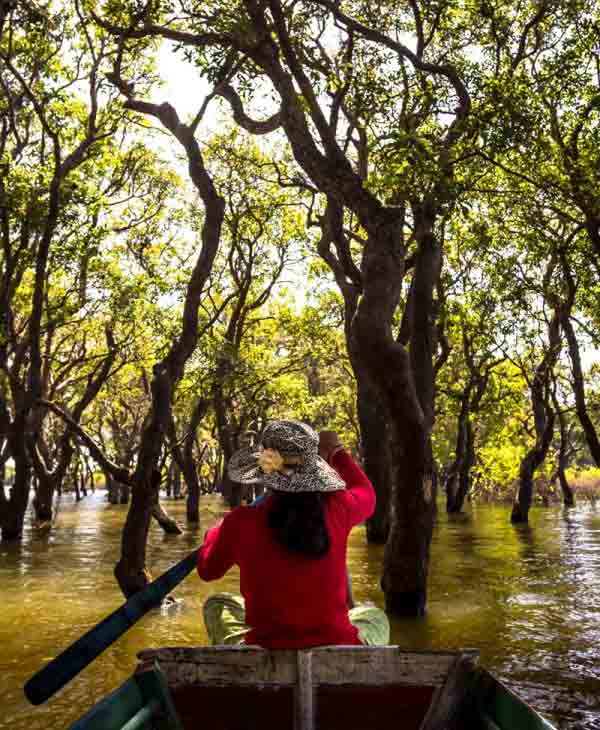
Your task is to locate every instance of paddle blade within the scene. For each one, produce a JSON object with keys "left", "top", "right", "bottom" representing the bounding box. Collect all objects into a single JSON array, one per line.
[{"left": 24, "top": 549, "right": 198, "bottom": 705}]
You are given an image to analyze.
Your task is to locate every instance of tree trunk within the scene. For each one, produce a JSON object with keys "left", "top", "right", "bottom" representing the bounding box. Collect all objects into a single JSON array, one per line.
[
  {"left": 455, "top": 421, "right": 476, "bottom": 511},
  {"left": 182, "top": 436, "right": 205, "bottom": 523},
  {"left": 353, "top": 220, "right": 438, "bottom": 616},
  {"left": 512, "top": 411, "right": 555, "bottom": 523},
  {"left": 0, "top": 429, "right": 31, "bottom": 540},
  {"left": 379, "top": 220, "right": 440, "bottom": 614},
  {"left": 115, "top": 469, "right": 159, "bottom": 597},
  {"left": 445, "top": 390, "right": 470, "bottom": 513},
  {"left": 181, "top": 406, "right": 209, "bottom": 523},
  {"left": 214, "top": 390, "right": 242, "bottom": 508},
  {"left": 165, "top": 466, "right": 172, "bottom": 498},
  {"left": 562, "top": 313, "right": 600, "bottom": 465},
  {"left": 333, "top": 234, "right": 393, "bottom": 546},
  {"left": 107, "top": 478, "right": 120, "bottom": 504},
  {"left": 119, "top": 483, "right": 130, "bottom": 504},
  {"left": 557, "top": 458, "right": 575, "bottom": 507},
  {"left": 512, "top": 305, "right": 562, "bottom": 523},
  {"left": 357, "top": 379, "right": 391, "bottom": 543},
  {"left": 551, "top": 385, "right": 575, "bottom": 507},
  {"left": 383, "top": 425, "right": 435, "bottom": 615},
  {"left": 186, "top": 483, "right": 200, "bottom": 522},
  {"left": 152, "top": 500, "right": 183, "bottom": 534},
  {"left": 172, "top": 461, "right": 182, "bottom": 499},
  {"left": 109, "top": 93, "right": 224, "bottom": 597},
  {"left": 222, "top": 473, "right": 242, "bottom": 507},
  {"left": 32, "top": 473, "right": 54, "bottom": 522}
]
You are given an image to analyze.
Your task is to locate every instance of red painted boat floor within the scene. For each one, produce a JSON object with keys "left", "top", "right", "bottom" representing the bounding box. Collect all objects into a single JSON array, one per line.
[{"left": 171, "top": 683, "right": 436, "bottom": 730}]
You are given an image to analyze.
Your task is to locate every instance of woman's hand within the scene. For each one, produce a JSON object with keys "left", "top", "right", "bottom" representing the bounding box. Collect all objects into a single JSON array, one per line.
[{"left": 318, "top": 430, "right": 342, "bottom": 462}]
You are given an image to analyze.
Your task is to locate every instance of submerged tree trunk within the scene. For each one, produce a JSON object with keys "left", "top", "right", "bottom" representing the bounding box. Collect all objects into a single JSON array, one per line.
[
  {"left": 214, "top": 392, "right": 243, "bottom": 508},
  {"left": 445, "top": 389, "right": 470, "bottom": 513},
  {"left": 109, "top": 86, "right": 225, "bottom": 597},
  {"left": 177, "top": 402, "right": 209, "bottom": 523},
  {"left": 107, "top": 478, "right": 119, "bottom": 504},
  {"left": 182, "top": 427, "right": 207, "bottom": 523},
  {"left": 383, "top": 423, "right": 435, "bottom": 616},
  {"left": 172, "top": 462, "right": 182, "bottom": 499},
  {"left": 456, "top": 422, "right": 476, "bottom": 510},
  {"left": 512, "top": 306, "right": 562, "bottom": 523},
  {"left": 30, "top": 438, "right": 73, "bottom": 522},
  {"left": 380, "top": 219, "right": 440, "bottom": 614},
  {"left": 0, "top": 468, "right": 30, "bottom": 539},
  {"left": 32, "top": 474, "right": 54, "bottom": 522},
  {"left": 119, "top": 483, "right": 130, "bottom": 504},
  {"left": 353, "top": 219, "right": 439, "bottom": 616},
  {"left": 447, "top": 420, "right": 476, "bottom": 514},
  {"left": 557, "top": 452, "right": 575, "bottom": 507},
  {"left": 152, "top": 500, "right": 183, "bottom": 534},
  {"left": 322, "top": 205, "right": 440, "bottom": 614},
  {"left": 551, "top": 384, "right": 575, "bottom": 507},
  {"left": 511, "top": 411, "right": 555, "bottom": 523},
  {"left": 357, "top": 380, "right": 391, "bottom": 543},
  {"left": 77, "top": 472, "right": 86, "bottom": 500},
  {"left": 116, "top": 467, "right": 160, "bottom": 597},
  {"left": 323, "top": 213, "right": 393, "bottom": 546},
  {"left": 184, "top": 439, "right": 208, "bottom": 523},
  {"left": 186, "top": 483, "right": 200, "bottom": 522},
  {"left": 0, "top": 420, "right": 31, "bottom": 540}
]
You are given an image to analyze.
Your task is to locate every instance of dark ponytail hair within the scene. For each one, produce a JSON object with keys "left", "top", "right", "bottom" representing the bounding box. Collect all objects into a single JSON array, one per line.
[{"left": 267, "top": 491, "right": 330, "bottom": 557}]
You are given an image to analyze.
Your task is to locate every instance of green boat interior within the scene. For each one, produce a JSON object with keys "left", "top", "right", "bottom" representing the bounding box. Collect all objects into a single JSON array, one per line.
[{"left": 70, "top": 646, "right": 556, "bottom": 730}]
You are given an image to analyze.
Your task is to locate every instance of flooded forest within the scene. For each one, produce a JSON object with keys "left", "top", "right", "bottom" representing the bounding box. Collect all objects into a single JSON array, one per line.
[{"left": 1, "top": 0, "right": 600, "bottom": 728}]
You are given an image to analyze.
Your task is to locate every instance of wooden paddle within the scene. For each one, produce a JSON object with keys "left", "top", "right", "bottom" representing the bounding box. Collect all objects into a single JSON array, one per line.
[{"left": 24, "top": 548, "right": 199, "bottom": 706}]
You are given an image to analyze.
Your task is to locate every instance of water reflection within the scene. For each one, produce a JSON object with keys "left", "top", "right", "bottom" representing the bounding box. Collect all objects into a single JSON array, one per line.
[{"left": 1, "top": 496, "right": 600, "bottom": 729}]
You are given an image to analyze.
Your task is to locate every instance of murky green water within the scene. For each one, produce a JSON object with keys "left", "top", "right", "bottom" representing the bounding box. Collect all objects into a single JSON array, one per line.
[{"left": 1, "top": 495, "right": 599, "bottom": 729}]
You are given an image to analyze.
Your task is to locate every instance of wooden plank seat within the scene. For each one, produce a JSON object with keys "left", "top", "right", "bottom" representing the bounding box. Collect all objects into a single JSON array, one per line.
[
  {"left": 134, "top": 646, "right": 480, "bottom": 730},
  {"left": 70, "top": 663, "right": 184, "bottom": 730}
]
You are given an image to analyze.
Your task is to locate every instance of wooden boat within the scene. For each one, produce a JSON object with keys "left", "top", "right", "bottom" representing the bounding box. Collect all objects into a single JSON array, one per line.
[{"left": 70, "top": 645, "right": 557, "bottom": 730}]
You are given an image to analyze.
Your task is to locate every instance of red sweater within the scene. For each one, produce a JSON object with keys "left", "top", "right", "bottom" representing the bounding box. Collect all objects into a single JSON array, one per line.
[{"left": 197, "top": 449, "right": 375, "bottom": 648}]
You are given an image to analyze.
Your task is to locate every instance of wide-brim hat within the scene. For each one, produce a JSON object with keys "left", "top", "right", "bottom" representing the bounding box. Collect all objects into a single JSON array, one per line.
[{"left": 227, "top": 420, "right": 345, "bottom": 493}]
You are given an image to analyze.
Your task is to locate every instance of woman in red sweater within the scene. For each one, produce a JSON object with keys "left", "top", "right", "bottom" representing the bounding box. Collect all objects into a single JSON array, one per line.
[{"left": 197, "top": 420, "right": 389, "bottom": 648}]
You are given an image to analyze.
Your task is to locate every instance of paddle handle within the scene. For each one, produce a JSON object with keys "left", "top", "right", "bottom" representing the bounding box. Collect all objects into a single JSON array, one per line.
[{"left": 24, "top": 549, "right": 199, "bottom": 705}]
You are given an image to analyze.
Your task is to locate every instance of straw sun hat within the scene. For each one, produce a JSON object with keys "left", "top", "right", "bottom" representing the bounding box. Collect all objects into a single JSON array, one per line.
[{"left": 227, "top": 420, "right": 345, "bottom": 493}]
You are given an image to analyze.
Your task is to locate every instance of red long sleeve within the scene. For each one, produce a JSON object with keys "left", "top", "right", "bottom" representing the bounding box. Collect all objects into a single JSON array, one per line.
[
  {"left": 197, "top": 515, "right": 235, "bottom": 581},
  {"left": 329, "top": 449, "right": 376, "bottom": 526}
]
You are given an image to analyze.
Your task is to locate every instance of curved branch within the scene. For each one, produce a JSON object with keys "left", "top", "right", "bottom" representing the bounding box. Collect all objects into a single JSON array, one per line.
[
  {"left": 215, "top": 83, "right": 283, "bottom": 134},
  {"left": 37, "top": 399, "right": 132, "bottom": 485},
  {"left": 91, "top": 11, "right": 234, "bottom": 48},
  {"left": 317, "top": 197, "right": 362, "bottom": 295},
  {"left": 268, "top": 0, "right": 346, "bottom": 159},
  {"left": 511, "top": 1, "right": 550, "bottom": 70}
]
